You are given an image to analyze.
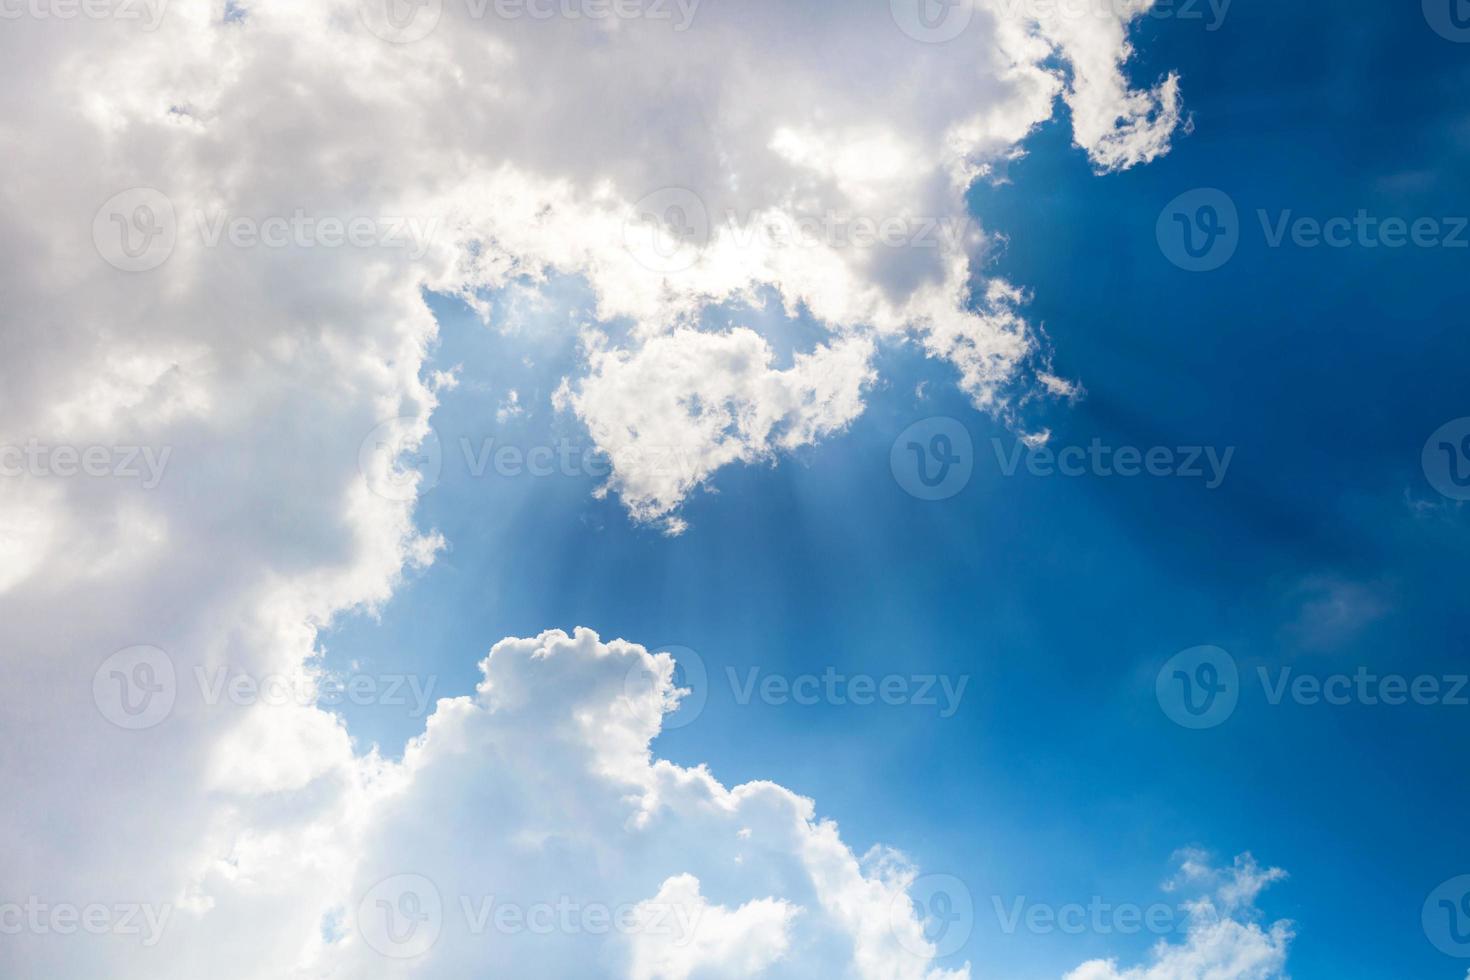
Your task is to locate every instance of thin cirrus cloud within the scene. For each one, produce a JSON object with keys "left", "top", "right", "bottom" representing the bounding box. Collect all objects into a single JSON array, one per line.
[{"left": 0, "top": 0, "right": 1292, "bottom": 978}]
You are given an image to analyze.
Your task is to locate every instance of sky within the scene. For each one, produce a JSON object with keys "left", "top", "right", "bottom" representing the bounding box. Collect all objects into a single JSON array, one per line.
[{"left": 2, "top": 1, "right": 1469, "bottom": 978}]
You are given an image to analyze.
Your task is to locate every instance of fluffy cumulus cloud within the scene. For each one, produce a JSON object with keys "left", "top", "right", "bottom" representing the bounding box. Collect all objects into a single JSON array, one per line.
[
  {"left": 316, "top": 628, "right": 971, "bottom": 978},
  {"left": 0, "top": 0, "right": 1207, "bottom": 977},
  {"left": 1064, "top": 852, "right": 1293, "bottom": 980}
]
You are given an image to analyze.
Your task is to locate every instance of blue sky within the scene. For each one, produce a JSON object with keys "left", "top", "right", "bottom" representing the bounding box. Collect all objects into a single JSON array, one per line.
[
  {"left": 315, "top": 4, "right": 1470, "bottom": 977},
  {"left": 23, "top": 1, "right": 1470, "bottom": 977}
]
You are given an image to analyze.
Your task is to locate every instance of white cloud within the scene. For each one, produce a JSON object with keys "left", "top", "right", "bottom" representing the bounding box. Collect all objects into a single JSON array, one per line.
[
  {"left": 554, "top": 329, "right": 876, "bottom": 530},
  {"left": 1066, "top": 852, "right": 1292, "bottom": 980},
  {"left": 0, "top": 1, "right": 1189, "bottom": 977},
  {"left": 1282, "top": 575, "right": 1393, "bottom": 651},
  {"left": 312, "top": 628, "right": 969, "bottom": 978}
]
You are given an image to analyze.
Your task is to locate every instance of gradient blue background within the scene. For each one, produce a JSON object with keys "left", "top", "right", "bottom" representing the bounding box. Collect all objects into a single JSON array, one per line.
[{"left": 323, "top": 3, "right": 1470, "bottom": 976}]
